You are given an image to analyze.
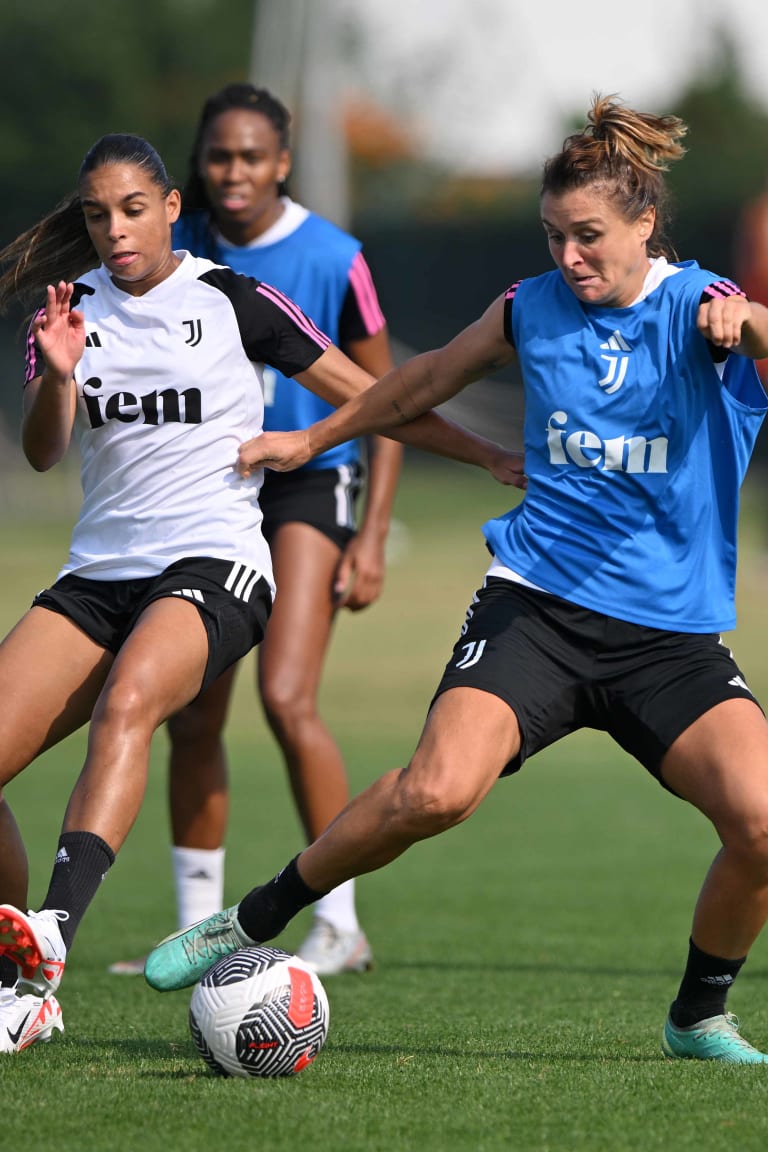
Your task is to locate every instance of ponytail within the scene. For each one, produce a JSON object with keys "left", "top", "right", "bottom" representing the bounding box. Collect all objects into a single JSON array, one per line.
[{"left": 541, "top": 94, "right": 688, "bottom": 259}]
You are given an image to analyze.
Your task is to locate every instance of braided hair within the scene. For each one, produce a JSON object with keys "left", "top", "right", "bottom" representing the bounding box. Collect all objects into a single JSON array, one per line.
[{"left": 180, "top": 83, "right": 291, "bottom": 216}]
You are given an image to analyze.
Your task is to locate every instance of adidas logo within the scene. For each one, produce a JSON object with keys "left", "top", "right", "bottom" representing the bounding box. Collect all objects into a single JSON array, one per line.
[
  {"left": 728, "top": 675, "right": 752, "bottom": 693},
  {"left": 55, "top": 847, "right": 70, "bottom": 865},
  {"left": 600, "top": 330, "right": 631, "bottom": 353},
  {"left": 185, "top": 870, "right": 214, "bottom": 881},
  {"left": 171, "top": 588, "right": 205, "bottom": 603}
]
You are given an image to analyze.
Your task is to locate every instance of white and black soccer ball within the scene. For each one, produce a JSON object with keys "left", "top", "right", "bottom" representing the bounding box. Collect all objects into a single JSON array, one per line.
[{"left": 189, "top": 946, "right": 330, "bottom": 1078}]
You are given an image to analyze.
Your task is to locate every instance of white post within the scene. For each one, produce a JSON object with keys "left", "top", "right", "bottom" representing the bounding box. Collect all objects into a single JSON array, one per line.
[{"left": 249, "top": 0, "right": 349, "bottom": 228}]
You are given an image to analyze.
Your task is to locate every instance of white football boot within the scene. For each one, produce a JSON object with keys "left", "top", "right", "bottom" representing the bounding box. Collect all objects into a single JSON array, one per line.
[{"left": 0, "top": 986, "right": 64, "bottom": 1052}]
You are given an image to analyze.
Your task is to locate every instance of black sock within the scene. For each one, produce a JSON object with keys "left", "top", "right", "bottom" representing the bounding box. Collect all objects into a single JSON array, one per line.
[
  {"left": 669, "top": 937, "right": 746, "bottom": 1028},
  {"left": 237, "top": 855, "right": 325, "bottom": 942},
  {"left": 41, "top": 831, "right": 115, "bottom": 951},
  {"left": 0, "top": 955, "right": 18, "bottom": 986}
]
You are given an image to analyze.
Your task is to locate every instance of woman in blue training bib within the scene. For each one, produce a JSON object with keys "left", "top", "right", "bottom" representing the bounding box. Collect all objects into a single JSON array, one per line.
[{"left": 144, "top": 95, "right": 768, "bottom": 1065}]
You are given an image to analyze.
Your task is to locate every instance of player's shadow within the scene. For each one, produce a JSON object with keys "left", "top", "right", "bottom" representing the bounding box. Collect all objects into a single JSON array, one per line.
[
  {"left": 63, "top": 1035, "right": 662, "bottom": 1068},
  {"left": 57, "top": 1035, "right": 211, "bottom": 1076},
  {"left": 382, "top": 958, "right": 768, "bottom": 981},
  {"left": 383, "top": 957, "right": 677, "bottom": 979},
  {"left": 325, "top": 1039, "right": 660, "bottom": 1064}
]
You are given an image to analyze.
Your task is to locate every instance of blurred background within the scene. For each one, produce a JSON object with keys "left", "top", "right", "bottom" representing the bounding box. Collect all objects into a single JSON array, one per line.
[
  {"left": 2, "top": 0, "right": 768, "bottom": 510},
  {"left": 4, "top": 13, "right": 768, "bottom": 1129}
]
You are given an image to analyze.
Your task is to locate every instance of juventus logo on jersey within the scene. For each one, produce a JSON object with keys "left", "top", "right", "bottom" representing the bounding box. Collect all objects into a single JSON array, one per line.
[
  {"left": 598, "top": 330, "right": 631, "bottom": 394},
  {"left": 85, "top": 331, "right": 102, "bottom": 348},
  {"left": 183, "top": 318, "right": 203, "bottom": 347}
]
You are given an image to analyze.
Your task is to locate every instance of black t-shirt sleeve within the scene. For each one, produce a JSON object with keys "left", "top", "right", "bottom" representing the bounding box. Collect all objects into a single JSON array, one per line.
[
  {"left": 338, "top": 282, "right": 370, "bottom": 346},
  {"left": 200, "top": 267, "right": 331, "bottom": 376},
  {"left": 337, "top": 250, "right": 386, "bottom": 347},
  {"left": 23, "top": 282, "right": 94, "bottom": 385},
  {"left": 502, "top": 281, "right": 521, "bottom": 349},
  {"left": 23, "top": 309, "right": 45, "bottom": 385}
]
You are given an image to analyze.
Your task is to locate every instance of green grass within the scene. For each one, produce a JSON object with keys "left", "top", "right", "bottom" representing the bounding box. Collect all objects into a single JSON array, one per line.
[{"left": 2, "top": 460, "right": 768, "bottom": 1151}]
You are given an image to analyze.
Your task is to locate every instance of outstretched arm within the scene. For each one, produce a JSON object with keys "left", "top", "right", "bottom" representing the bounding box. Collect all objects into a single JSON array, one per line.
[
  {"left": 22, "top": 282, "right": 84, "bottom": 471},
  {"left": 698, "top": 295, "right": 768, "bottom": 360},
  {"left": 240, "top": 293, "right": 525, "bottom": 487}
]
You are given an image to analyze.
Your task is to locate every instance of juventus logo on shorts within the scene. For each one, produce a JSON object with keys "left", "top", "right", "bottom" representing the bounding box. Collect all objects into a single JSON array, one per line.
[
  {"left": 183, "top": 318, "right": 203, "bottom": 347},
  {"left": 454, "top": 639, "right": 486, "bottom": 669}
]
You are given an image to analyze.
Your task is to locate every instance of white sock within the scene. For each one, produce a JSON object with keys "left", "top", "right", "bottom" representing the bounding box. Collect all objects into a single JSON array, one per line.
[
  {"left": 312, "top": 879, "right": 359, "bottom": 935},
  {"left": 171, "top": 845, "right": 225, "bottom": 929}
]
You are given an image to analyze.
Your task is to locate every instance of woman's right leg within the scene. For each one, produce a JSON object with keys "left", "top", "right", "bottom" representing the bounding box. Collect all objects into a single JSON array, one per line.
[
  {"left": 257, "top": 523, "right": 348, "bottom": 844},
  {"left": 164, "top": 667, "right": 237, "bottom": 931},
  {"left": 0, "top": 606, "right": 110, "bottom": 992},
  {"left": 2, "top": 595, "right": 209, "bottom": 995},
  {"left": 166, "top": 665, "right": 238, "bottom": 853},
  {"left": 144, "top": 685, "right": 523, "bottom": 991},
  {"left": 297, "top": 686, "right": 521, "bottom": 892},
  {"left": 257, "top": 522, "right": 373, "bottom": 970},
  {"left": 108, "top": 665, "right": 238, "bottom": 975}
]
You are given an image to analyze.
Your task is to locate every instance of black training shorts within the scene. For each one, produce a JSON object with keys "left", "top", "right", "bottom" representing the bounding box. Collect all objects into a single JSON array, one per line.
[
  {"left": 260, "top": 464, "right": 362, "bottom": 550},
  {"left": 432, "top": 577, "right": 759, "bottom": 782},
  {"left": 32, "top": 556, "right": 272, "bottom": 691}
]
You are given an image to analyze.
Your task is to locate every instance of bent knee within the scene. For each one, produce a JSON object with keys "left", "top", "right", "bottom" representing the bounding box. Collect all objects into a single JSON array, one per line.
[
  {"left": 167, "top": 695, "right": 226, "bottom": 747},
  {"left": 395, "top": 766, "right": 483, "bottom": 834},
  {"left": 260, "top": 677, "right": 315, "bottom": 729},
  {"left": 93, "top": 681, "right": 156, "bottom": 732},
  {"left": 724, "top": 815, "right": 768, "bottom": 869}
]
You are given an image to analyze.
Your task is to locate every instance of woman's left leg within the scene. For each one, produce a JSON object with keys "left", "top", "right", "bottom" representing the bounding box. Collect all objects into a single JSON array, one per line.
[
  {"left": 662, "top": 698, "right": 768, "bottom": 958},
  {"left": 659, "top": 697, "right": 768, "bottom": 1060},
  {"left": 63, "top": 596, "right": 210, "bottom": 847}
]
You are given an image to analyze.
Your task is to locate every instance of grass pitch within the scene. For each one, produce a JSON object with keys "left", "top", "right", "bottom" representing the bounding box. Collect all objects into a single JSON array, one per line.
[{"left": 2, "top": 460, "right": 768, "bottom": 1151}]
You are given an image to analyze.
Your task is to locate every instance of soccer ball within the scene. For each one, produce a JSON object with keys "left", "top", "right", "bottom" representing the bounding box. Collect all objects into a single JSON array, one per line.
[{"left": 189, "top": 946, "right": 330, "bottom": 1078}]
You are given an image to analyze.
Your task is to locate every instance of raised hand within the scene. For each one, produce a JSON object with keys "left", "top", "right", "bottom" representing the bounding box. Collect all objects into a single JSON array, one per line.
[
  {"left": 696, "top": 294, "right": 752, "bottom": 349},
  {"left": 33, "top": 281, "right": 86, "bottom": 379}
]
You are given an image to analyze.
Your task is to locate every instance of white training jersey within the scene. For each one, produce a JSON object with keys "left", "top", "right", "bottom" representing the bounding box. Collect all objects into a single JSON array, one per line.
[{"left": 24, "top": 252, "right": 331, "bottom": 591}]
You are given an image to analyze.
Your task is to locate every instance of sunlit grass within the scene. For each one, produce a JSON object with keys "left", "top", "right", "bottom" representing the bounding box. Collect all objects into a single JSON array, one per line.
[{"left": 2, "top": 460, "right": 768, "bottom": 1151}]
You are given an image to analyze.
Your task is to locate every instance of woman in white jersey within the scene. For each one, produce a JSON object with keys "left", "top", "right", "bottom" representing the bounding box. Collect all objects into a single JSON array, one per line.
[
  {"left": 145, "top": 96, "right": 768, "bottom": 1065},
  {"left": 110, "top": 84, "right": 401, "bottom": 978},
  {"left": 0, "top": 133, "right": 522, "bottom": 1052}
]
